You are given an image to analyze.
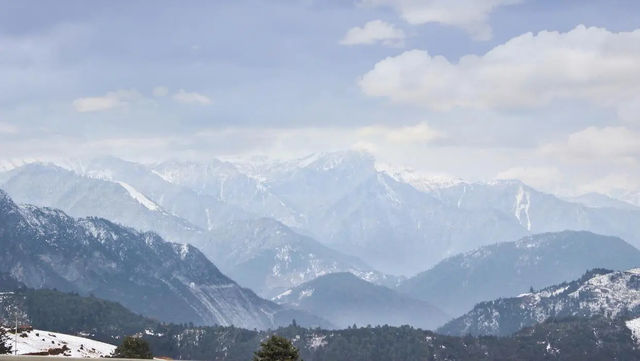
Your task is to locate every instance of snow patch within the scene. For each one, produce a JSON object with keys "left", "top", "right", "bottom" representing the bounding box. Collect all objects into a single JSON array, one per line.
[
  {"left": 626, "top": 317, "right": 640, "bottom": 344},
  {"left": 376, "top": 163, "right": 463, "bottom": 192},
  {"left": 116, "top": 181, "right": 161, "bottom": 211},
  {"left": 299, "top": 288, "right": 314, "bottom": 300},
  {"left": 514, "top": 185, "right": 532, "bottom": 231},
  {"left": 308, "top": 335, "right": 327, "bottom": 350}
]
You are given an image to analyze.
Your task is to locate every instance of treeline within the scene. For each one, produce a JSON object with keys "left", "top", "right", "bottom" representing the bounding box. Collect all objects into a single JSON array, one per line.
[{"left": 1, "top": 286, "right": 639, "bottom": 360}]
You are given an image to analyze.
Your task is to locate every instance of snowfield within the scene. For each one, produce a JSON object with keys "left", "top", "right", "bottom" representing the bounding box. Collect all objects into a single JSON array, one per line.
[
  {"left": 2, "top": 328, "right": 115, "bottom": 357},
  {"left": 627, "top": 317, "right": 640, "bottom": 345}
]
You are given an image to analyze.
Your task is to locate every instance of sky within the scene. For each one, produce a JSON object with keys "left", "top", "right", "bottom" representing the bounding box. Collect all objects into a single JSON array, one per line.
[{"left": 0, "top": 0, "right": 639, "bottom": 196}]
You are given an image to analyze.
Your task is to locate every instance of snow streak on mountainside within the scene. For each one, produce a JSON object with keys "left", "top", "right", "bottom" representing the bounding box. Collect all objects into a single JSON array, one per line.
[
  {"left": 115, "top": 181, "right": 161, "bottom": 211},
  {"left": 627, "top": 317, "right": 640, "bottom": 345},
  {"left": 0, "top": 189, "right": 327, "bottom": 330},
  {"left": 1, "top": 328, "right": 115, "bottom": 357},
  {"left": 439, "top": 268, "right": 640, "bottom": 336}
]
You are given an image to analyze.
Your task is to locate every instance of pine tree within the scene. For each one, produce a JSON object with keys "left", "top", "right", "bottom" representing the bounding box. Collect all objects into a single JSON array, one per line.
[
  {"left": 253, "top": 335, "right": 301, "bottom": 361},
  {"left": 112, "top": 336, "right": 153, "bottom": 359},
  {"left": 0, "top": 329, "right": 12, "bottom": 355}
]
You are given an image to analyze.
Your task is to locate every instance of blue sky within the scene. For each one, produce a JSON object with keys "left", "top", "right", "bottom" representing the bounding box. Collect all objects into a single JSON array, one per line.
[{"left": 1, "top": 0, "right": 639, "bottom": 196}]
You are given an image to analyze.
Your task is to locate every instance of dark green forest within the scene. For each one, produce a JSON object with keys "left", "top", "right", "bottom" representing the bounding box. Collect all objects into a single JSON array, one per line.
[{"left": 1, "top": 285, "right": 639, "bottom": 361}]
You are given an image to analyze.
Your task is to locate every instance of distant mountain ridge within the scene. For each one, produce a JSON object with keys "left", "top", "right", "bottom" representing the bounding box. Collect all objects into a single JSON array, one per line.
[
  {"left": 273, "top": 272, "right": 448, "bottom": 330},
  {"left": 439, "top": 268, "right": 640, "bottom": 336},
  {"left": 205, "top": 218, "right": 400, "bottom": 298},
  {"left": 0, "top": 163, "right": 393, "bottom": 297},
  {"left": 564, "top": 192, "right": 640, "bottom": 210},
  {"left": 1, "top": 163, "right": 208, "bottom": 246},
  {"left": 398, "top": 231, "right": 640, "bottom": 316},
  {"left": 3, "top": 152, "right": 640, "bottom": 276},
  {"left": 0, "top": 189, "right": 327, "bottom": 330}
]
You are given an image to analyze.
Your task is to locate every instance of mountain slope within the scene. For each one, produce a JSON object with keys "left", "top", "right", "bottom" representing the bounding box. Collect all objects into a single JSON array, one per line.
[
  {"left": 1, "top": 328, "right": 116, "bottom": 357},
  {"left": 429, "top": 180, "right": 640, "bottom": 248},
  {"left": 272, "top": 272, "right": 449, "bottom": 330},
  {"left": 1, "top": 163, "right": 208, "bottom": 246},
  {"left": 151, "top": 159, "right": 303, "bottom": 227},
  {"left": 438, "top": 268, "right": 640, "bottom": 336},
  {"left": 398, "top": 231, "right": 640, "bottom": 316},
  {"left": 314, "top": 172, "right": 527, "bottom": 274},
  {"left": 0, "top": 189, "right": 326, "bottom": 330},
  {"left": 64, "top": 156, "right": 252, "bottom": 230},
  {"left": 204, "top": 218, "right": 400, "bottom": 297}
]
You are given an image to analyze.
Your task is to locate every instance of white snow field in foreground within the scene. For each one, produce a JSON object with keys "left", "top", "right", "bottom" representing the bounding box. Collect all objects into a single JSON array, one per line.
[{"left": 2, "top": 328, "right": 115, "bottom": 357}]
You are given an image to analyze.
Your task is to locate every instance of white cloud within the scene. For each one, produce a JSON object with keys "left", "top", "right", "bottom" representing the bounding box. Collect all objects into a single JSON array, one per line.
[
  {"left": 540, "top": 126, "right": 640, "bottom": 162},
  {"left": 172, "top": 89, "right": 212, "bottom": 105},
  {"left": 496, "top": 166, "right": 563, "bottom": 191},
  {"left": 152, "top": 86, "right": 169, "bottom": 97},
  {"left": 361, "top": 0, "right": 521, "bottom": 40},
  {"left": 72, "top": 89, "right": 141, "bottom": 112},
  {"left": 357, "top": 122, "right": 442, "bottom": 143},
  {"left": 577, "top": 174, "right": 640, "bottom": 197},
  {"left": 359, "top": 26, "right": 640, "bottom": 114},
  {"left": 340, "top": 20, "right": 406, "bottom": 47}
]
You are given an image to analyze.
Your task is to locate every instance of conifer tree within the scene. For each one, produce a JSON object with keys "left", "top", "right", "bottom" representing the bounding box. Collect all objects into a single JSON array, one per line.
[
  {"left": 0, "top": 329, "right": 12, "bottom": 355},
  {"left": 253, "top": 335, "right": 301, "bottom": 361},
  {"left": 112, "top": 336, "right": 152, "bottom": 359}
]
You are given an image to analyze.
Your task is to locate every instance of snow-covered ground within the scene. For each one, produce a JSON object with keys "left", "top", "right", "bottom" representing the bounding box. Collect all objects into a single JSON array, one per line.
[
  {"left": 627, "top": 317, "right": 640, "bottom": 345},
  {"left": 2, "top": 328, "right": 115, "bottom": 357}
]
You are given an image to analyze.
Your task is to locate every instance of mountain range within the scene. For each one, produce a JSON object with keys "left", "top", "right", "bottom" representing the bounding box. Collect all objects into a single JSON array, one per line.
[
  {"left": 0, "top": 162, "right": 390, "bottom": 298},
  {"left": 397, "top": 231, "right": 640, "bottom": 316},
  {"left": 205, "top": 218, "right": 399, "bottom": 298},
  {"left": 3, "top": 151, "right": 640, "bottom": 276},
  {"left": 0, "top": 189, "right": 326, "bottom": 330},
  {"left": 3, "top": 151, "right": 640, "bottom": 333}
]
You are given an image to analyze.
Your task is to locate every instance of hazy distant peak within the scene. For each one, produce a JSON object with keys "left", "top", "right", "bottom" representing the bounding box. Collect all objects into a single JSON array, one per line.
[
  {"left": 376, "top": 163, "right": 465, "bottom": 192},
  {"left": 295, "top": 150, "right": 375, "bottom": 171},
  {"left": 565, "top": 192, "right": 640, "bottom": 210}
]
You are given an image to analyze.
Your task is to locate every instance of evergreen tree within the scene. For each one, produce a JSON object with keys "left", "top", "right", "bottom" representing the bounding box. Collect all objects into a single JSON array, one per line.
[
  {"left": 0, "top": 329, "right": 11, "bottom": 355},
  {"left": 112, "top": 336, "right": 153, "bottom": 359},
  {"left": 253, "top": 335, "right": 300, "bottom": 361}
]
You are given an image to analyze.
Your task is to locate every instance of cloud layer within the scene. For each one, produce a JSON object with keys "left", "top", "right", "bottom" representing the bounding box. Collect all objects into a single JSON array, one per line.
[
  {"left": 172, "top": 89, "right": 212, "bottom": 105},
  {"left": 541, "top": 126, "right": 640, "bottom": 163},
  {"left": 340, "top": 20, "right": 405, "bottom": 47},
  {"left": 361, "top": 0, "right": 521, "bottom": 40},
  {"left": 72, "top": 90, "right": 141, "bottom": 113},
  {"left": 360, "top": 26, "right": 640, "bottom": 114}
]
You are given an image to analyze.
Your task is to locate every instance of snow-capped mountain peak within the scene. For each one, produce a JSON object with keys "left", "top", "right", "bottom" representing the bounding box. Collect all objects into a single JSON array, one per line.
[{"left": 375, "top": 163, "right": 464, "bottom": 192}]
